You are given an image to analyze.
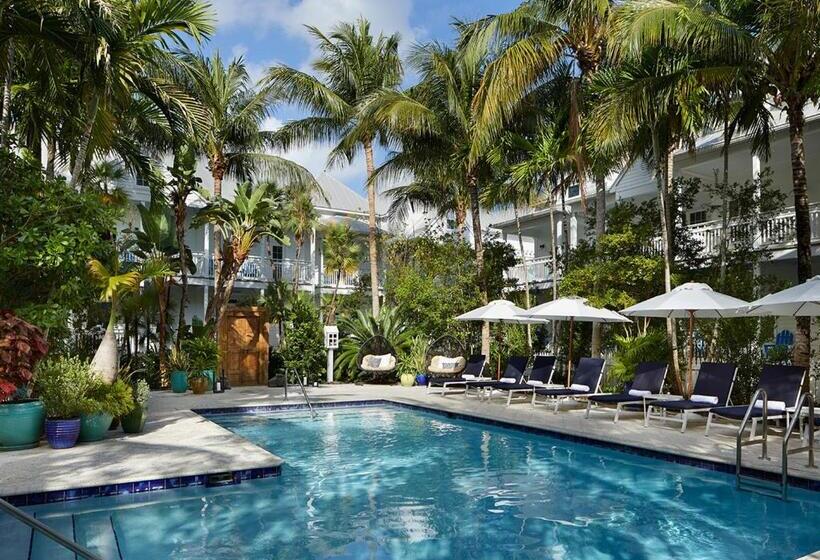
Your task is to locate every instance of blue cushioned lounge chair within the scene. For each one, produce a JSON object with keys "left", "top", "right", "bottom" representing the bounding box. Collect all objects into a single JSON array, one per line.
[
  {"left": 586, "top": 362, "right": 668, "bottom": 423},
  {"left": 705, "top": 364, "right": 806, "bottom": 438},
  {"left": 483, "top": 355, "right": 556, "bottom": 406},
  {"left": 427, "top": 355, "right": 487, "bottom": 396},
  {"left": 464, "top": 356, "right": 529, "bottom": 399},
  {"left": 531, "top": 357, "right": 605, "bottom": 413},
  {"left": 644, "top": 362, "right": 737, "bottom": 432}
]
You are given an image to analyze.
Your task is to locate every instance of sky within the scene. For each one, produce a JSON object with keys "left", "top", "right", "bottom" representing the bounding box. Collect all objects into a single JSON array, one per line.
[{"left": 202, "top": 0, "right": 520, "bottom": 195}]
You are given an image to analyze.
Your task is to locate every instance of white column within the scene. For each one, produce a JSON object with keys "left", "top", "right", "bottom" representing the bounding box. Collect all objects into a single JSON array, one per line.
[
  {"left": 203, "top": 223, "right": 210, "bottom": 318},
  {"left": 309, "top": 227, "right": 318, "bottom": 289},
  {"left": 570, "top": 214, "right": 578, "bottom": 249}
]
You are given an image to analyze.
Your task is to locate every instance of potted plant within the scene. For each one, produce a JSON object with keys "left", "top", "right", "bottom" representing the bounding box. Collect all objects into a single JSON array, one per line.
[
  {"left": 78, "top": 379, "right": 134, "bottom": 442},
  {"left": 183, "top": 336, "right": 220, "bottom": 390},
  {"left": 0, "top": 311, "right": 49, "bottom": 451},
  {"left": 33, "top": 357, "right": 92, "bottom": 449},
  {"left": 168, "top": 347, "right": 190, "bottom": 394},
  {"left": 397, "top": 335, "right": 428, "bottom": 387},
  {"left": 121, "top": 379, "right": 150, "bottom": 433},
  {"left": 188, "top": 370, "right": 209, "bottom": 395}
]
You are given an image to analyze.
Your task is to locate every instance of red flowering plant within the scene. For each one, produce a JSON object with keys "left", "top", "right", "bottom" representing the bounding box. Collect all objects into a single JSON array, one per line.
[{"left": 0, "top": 310, "right": 49, "bottom": 401}]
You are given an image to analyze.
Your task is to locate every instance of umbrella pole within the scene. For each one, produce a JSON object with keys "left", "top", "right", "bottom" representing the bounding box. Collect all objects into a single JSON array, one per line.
[
  {"left": 687, "top": 311, "right": 694, "bottom": 397},
  {"left": 566, "top": 317, "right": 575, "bottom": 387}
]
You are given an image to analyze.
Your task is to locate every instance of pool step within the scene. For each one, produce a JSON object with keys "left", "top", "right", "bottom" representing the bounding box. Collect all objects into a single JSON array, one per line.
[{"left": 28, "top": 511, "right": 123, "bottom": 560}]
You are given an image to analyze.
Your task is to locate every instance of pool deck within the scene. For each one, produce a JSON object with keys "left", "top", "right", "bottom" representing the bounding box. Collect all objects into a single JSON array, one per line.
[{"left": 1, "top": 383, "right": 818, "bottom": 499}]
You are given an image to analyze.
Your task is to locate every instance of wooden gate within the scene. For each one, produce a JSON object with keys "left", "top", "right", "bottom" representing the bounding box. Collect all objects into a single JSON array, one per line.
[{"left": 218, "top": 306, "right": 270, "bottom": 386}]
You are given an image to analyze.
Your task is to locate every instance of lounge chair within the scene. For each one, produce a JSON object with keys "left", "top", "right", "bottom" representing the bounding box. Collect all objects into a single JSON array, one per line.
[
  {"left": 585, "top": 362, "right": 668, "bottom": 423},
  {"left": 644, "top": 362, "right": 737, "bottom": 432},
  {"left": 705, "top": 364, "right": 806, "bottom": 438},
  {"left": 482, "top": 355, "right": 556, "bottom": 406},
  {"left": 426, "top": 354, "right": 487, "bottom": 395},
  {"left": 532, "top": 357, "right": 605, "bottom": 413},
  {"left": 464, "top": 356, "right": 529, "bottom": 399}
]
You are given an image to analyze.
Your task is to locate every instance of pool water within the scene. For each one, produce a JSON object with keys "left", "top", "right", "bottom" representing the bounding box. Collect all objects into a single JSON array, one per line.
[{"left": 12, "top": 405, "right": 820, "bottom": 559}]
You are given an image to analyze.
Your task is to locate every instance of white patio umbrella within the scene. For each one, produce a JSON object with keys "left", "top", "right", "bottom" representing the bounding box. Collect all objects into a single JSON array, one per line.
[
  {"left": 620, "top": 282, "right": 749, "bottom": 394},
  {"left": 518, "top": 296, "right": 630, "bottom": 385},
  {"left": 456, "top": 300, "right": 541, "bottom": 378},
  {"left": 744, "top": 275, "right": 820, "bottom": 317}
]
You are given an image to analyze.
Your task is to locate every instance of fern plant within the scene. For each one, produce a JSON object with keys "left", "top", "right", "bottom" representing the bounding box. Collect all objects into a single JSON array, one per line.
[{"left": 606, "top": 330, "right": 669, "bottom": 392}]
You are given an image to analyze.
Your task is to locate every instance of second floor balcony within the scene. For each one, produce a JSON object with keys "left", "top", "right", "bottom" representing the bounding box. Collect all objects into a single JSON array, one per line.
[{"left": 505, "top": 256, "right": 555, "bottom": 287}]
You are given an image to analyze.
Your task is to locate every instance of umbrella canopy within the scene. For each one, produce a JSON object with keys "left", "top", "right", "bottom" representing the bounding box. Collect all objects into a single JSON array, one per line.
[
  {"left": 620, "top": 282, "right": 749, "bottom": 318},
  {"left": 521, "top": 296, "right": 631, "bottom": 323},
  {"left": 456, "top": 300, "right": 531, "bottom": 323},
  {"left": 745, "top": 276, "right": 820, "bottom": 316}
]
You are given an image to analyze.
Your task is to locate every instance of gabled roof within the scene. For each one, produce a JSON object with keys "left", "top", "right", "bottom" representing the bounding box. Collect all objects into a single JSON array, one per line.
[{"left": 312, "top": 173, "right": 369, "bottom": 214}]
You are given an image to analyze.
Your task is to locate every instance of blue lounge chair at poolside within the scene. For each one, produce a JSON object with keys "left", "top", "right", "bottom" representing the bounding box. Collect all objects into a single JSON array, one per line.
[
  {"left": 464, "top": 356, "right": 529, "bottom": 399},
  {"left": 705, "top": 364, "right": 806, "bottom": 438},
  {"left": 531, "top": 357, "right": 606, "bottom": 413},
  {"left": 427, "top": 355, "right": 487, "bottom": 395},
  {"left": 483, "top": 355, "right": 556, "bottom": 406},
  {"left": 644, "top": 362, "right": 737, "bottom": 432},
  {"left": 586, "top": 362, "right": 668, "bottom": 423}
]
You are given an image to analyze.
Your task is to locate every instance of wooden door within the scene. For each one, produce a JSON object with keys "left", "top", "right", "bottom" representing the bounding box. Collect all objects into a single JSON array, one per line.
[{"left": 219, "top": 306, "right": 270, "bottom": 386}]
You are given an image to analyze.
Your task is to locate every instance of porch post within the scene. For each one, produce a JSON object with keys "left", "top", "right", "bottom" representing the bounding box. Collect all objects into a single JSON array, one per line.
[{"left": 203, "top": 224, "right": 210, "bottom": 319}]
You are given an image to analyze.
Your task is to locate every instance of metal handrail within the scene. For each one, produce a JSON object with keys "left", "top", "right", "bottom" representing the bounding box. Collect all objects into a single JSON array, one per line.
[
  {"left": 782, "top": 393, "right": 816, "bottom": 500},
  {"left": 0, "top": 498, "right": 102, "bottom": 560},
  {"left": 736, "top": 389, "right": 769, "bottom": 489},
  {"left": 283, "top": 368, "right": 317, "bottom": 418}
]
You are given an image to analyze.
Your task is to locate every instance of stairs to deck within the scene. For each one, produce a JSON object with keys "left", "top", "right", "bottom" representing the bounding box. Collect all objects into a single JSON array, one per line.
[{"left": 3, "top": 509, "right": 123, "bottom": 560}]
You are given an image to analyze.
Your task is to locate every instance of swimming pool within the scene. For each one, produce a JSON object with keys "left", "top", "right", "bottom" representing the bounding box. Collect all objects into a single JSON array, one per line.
[{"left": 7, "top": 404, "right": 820, "bottom": 559}]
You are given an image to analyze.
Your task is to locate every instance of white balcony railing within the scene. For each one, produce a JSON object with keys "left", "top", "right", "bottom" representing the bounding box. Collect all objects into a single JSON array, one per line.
[{"left": 505, "top": 256, "right": 554, "bottom": 286}]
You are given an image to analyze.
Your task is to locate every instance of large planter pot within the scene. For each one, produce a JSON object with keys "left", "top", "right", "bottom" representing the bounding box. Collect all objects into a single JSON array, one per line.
[
  {"left": 121, "top": 406, "right": 147, "bottom": 434},
  {"left": 201, "top": 369, "right": 215, "bottom": 391},
  {"left": 170, "top": 370, "right": 188, "bottom": 394},
  {"left": 0, "top": 399, "right": 45, "bottom": 451},
  {"left": 189, "top": 376, "right": 208, "bottom": 395},
  {"left": 79, "top": 412, "right": 114, "bottom": 442},
  {"left": 399, "top": 373, "right": 415, "bottom": 387},
  {"left": 415, "top": 374, "right": 428, "bottom": 386},
  {"left": 45, "top": 418, "right": 81, "bottom": 449}
]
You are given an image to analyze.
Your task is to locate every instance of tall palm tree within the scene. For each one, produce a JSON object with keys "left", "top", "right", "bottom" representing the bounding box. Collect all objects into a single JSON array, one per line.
[
  {"left": 64, "top": 0, "right": 214, "bottom": 188},
  {"left": 608, "top": 0, "right": 820, "bottom": 367},
  {"left": 322, "top": 222, "right": 363, "bottom": 325},
  {"left": 283, "top": 185, "right": 319, "bottom": 295},
  {"left": 364, "top": 40, "right": 495, "bottom": 356},
  {"left": 265, "top": 18, "right": 403, "bottom": 317},
  {"left": 193, "top": 182, "right": 288, "bottom": 331},
  {"left": 178, "top": 51, "right": 313, "bottom": 320}
]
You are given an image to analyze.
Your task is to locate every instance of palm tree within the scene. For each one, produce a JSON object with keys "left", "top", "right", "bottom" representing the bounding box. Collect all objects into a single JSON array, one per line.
[
  {"left": 283, "top": 185, "right": 319, "bottom": 295},
  {"left": 87, "top": 254, "right": 172, "bottom": 383},
  {"left": 179, "top": 52, "right": 314, "bottom": 317},
  {"left": 64, "top": 0, "right": 214, "bottom": 188},
  {"left": 322, "top": 222, "right": 363, "bottom": 325},
  {"left": 265, "top": 18, "right": 403, "bottom": 317},
  {"left": 607, "top": 0, "right": 820, "bottom": 367},
  {"left": 193, "top": 182, "right": 288, "bottom": 331},
  {"left": 365, "top": 40, "right": 495, "bottom": 356}
]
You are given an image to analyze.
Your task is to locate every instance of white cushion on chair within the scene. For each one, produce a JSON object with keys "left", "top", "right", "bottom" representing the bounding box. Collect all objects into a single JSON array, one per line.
[
  {"left": 499, "top": 378, "right": 516, "bottom": 384},
  {"left": 428, "top": 356, "right": 466, "bottom": 374},
  {"left": 691, "top": 394, "right": 718, "bottom": 405},
  {"left": 570, "top": 383, "right": 590, "bottom": 392},
  {"left": 754, "top": 399, "right": 786, "bottom": 412},
  {"left": 526, "top": 380, "right": 544, "bottom": 387},
  {"left": 361, "top": 354, "right": 395, "bottom": 372},
  {"left": 628, "top": 389, "right": 651, "bottom": 397},
  {"left": 461, "top": 374, "right": 476, "bottom": 380}
]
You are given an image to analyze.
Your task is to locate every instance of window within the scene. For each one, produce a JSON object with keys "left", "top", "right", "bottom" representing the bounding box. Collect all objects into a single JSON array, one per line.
[
  {"left": 567, "top": 184, "right": 580, "bottom": 198},
  {"left": 688, "top": 210, "right": 708, "bottom": 225},
  {"left": 134, "top": 169, "right": 147, "bottom": 186},
  {"left": 269, "top": 245, "right": 283, "bottom": 261}
]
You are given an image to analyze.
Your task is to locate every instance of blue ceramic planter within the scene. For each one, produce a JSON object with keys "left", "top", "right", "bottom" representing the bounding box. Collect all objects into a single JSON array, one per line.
[
  {"left": 415, "top": 374, "right": 428, "bottom": 386},
  {"left": 0, "top": 399, "right": 44, "bottom": 451},
  {"left": 170, "top": 370, "right": 188, "bottom": 393},
  {"left": 79, "top": 412, "right": 114, "bottom": 442},
  {"left": 45, "top": 418, "right": 81, "bottom": 449}
]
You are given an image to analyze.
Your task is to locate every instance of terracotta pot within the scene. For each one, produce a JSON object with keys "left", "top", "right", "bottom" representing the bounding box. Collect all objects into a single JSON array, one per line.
[{"left": 189, "top": 376, "right": 208, "bottom": 395}]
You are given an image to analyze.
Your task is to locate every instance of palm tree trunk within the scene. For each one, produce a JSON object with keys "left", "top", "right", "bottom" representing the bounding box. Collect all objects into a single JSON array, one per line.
[
  {"left": 327, "top": 271, "right": 342, "bottom": 326},
  {"left": 513, "top": 202, "right": 532, "bottom": 349},
  {"left": 467, "top": 171, "right": 490, "bottom": 358},
  {"left": 175, "top": 202, "right": 188, "bottom": 348},
  {"left": 654, "top": 131, "right": 682, "bottom": 393},
  {"left": 157, "top": 280, "right": 169, "bottom": 375},
  {"left": 786, "top": 99, "right": 812, "bottom": 369},
  {"left": 208, "top": 161, "right": 225, "bottom": 325},
  {"left": 214, "top": 261, "right": 241, "bottom": 334},
  {"left": 292, "top": 233, "right": 303, "bottom": 295},
  {"left": 708, "top": 117, "right": 732, "bottom": 360},
  {"left": 548, "top": 191, "right": 558, "bottom": 351},
  {"left": 455, "top": 199, "right": 467, "bottom": 241},
  {"left": 0, "top": 42, "right": 14, "bottom": 148},
  {"left": 590, "top": 175, "right": 606, "bottom": 357},
  {"left": 363, "top": 139, "right": 381, "bottom": 317},
  {"left": 45, "top": 135, "right": 56, "bottom": 179},
  {"left": 69, "top": 92, "right": 100, "bottom": 189},
  {"left": 90, "top": 299, "right": 120, "bottom": 384}
]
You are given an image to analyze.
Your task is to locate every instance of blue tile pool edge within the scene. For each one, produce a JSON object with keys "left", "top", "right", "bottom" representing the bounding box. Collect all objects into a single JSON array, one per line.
[
  {"left": 1, "top": 465, "right": 281, "bottom": 508},
  {"left": 194, "top": 399, "right": 820, "bottom": 493}
]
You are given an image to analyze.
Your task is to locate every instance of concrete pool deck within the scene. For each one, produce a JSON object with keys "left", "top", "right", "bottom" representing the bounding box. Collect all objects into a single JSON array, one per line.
[{"left": 1, "top": 383, "right": 818, "bottom": 499}]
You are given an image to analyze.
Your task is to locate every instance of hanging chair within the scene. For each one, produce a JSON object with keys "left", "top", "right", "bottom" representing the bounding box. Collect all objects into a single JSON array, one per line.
[
  {"left": 356, "top": 335, "right": 398, "bottom": 383},
  {"left": 425, "top": 335, "right": 467, "bottom": 378}
]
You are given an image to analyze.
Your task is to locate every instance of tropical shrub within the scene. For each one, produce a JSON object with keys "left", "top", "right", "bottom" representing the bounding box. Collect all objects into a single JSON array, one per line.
[
  {"left": 335, "top": 306, "right": 413, "bottom": 381},
  {"left": 33, "top": 357, "right": 96, "bottom": 419},
  {"left": 606, "top": 330, "right": 669, "bottom": 392},
  {"left": 0, "top": 310, "right": 49, "bottom": 401},
  {"left": 123, "top": 351, "right": 163, "bottom": 390},
  {"left": 282, "top": 297, "right": 325, "bottom": 384},
  {"left": 80, "top": 379, "right": 135, "bottom": 417},
  {"left": 131, "top": 379, "right": 151, "bottom": 408},
  {"left": 397, "top": 335, "right": 429, "bottom": 378},
  {"left": 183, "top": 336, "right": 220, "bottom": 372},
  {"left": 168, "top": 347, "right": 191, "bottom": 372}
]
